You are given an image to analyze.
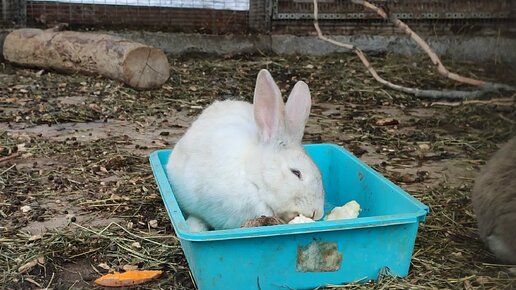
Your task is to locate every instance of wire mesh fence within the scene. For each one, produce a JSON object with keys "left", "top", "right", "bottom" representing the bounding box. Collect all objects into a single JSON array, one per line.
[
  {"left": 1, "top": 0, "right": 515, "bottom": 35},
  {"left": 272, "top": 0, "right": 516, "bottom": 36},
  {"left": 25, "top": 0, "right": 250, "bottom": 32},
  {"left": 1, "top": 0, "right": 27, "bottom": 27}
]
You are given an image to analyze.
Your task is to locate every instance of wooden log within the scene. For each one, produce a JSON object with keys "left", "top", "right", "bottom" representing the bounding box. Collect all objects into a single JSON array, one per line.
[
  {"left": 0, "top": 31, "right": 8, "bottom": 62},
  {"left": 2, "top": 28, "right": 170, "bottom": 90}
]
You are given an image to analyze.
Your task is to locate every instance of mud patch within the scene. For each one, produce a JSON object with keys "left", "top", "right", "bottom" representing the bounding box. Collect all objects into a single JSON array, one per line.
[
  {"left": 22, "top": 213, "right": 124, "bottom": 235},
  {"left": 52, "top": 258, "right": 98, "bottom": 289}
]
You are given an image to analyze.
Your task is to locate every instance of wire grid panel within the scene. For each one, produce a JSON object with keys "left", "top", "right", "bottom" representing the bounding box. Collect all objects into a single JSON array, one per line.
[
  {"left": 273, "top": 0, "right": 514, "bottom": 20},
  {"left": 270, "top": 0, "right": 516, "bottom": 35},
  {"left": 25, "top": 0, "right": 251, "bottom": 32},
  {"left": 29, "top": 0, "right": 249, "bottom": 10},
  {"left": 1, "top": 0, "right": 27, "bottom": 26}
]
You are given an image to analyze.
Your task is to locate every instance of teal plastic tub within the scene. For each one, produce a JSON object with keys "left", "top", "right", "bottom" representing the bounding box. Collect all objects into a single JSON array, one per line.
[{"left": 149, "top": 143, "right": 429, "bottom": 290}]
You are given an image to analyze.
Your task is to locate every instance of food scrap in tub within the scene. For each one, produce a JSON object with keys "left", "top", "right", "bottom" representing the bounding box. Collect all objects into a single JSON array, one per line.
[
  {"left": 324, "top": 200, "right": 361, "bottom": 221},
  {"left": 241, "top": 216, "right": 285, "bottom": 228},
  {"left": 240, "top": 201, "right": 361, "bottom": 228},
  {"left": 288, "top": 214, "right": 315, "bottom": 224}
]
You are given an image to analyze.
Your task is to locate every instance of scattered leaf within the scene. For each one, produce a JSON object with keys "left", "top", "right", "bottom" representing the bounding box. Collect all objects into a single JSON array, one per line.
[
  {"left": 418, "top": 143, "right": 430, "bottom": 151},
  {"left": 98, "top": 263, "right": 111, "bottom": 271},
  {"left": 18, "top": 256, "right": 44, "bottom": 273},
  {"left": 89, "top": 103, "right": 103, "bottom": 112},
  {"left": 375, "top": 118, "right": 399, "bottom": 126},
  {"left": 123, "top": 264, "right": 139, "bottom": 271},
  {"left": 16, "top": 143, "right": 27, "bottom": 152},
  {"left": 29, "top": 235, "right": 42, "bottom": 242}
]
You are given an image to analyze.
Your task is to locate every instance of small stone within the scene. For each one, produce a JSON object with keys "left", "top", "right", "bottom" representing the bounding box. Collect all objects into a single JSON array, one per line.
[
  {"left": 149, "top": 220, "right": 158, "bottom": 228},
  {"left": 98, "top": 263, "right": 110, "bottom": 270},
  {"left": 20, "top": 205, "right": 32, "bottom": 213},
  {"left": 131, "top": 242, "right": 142, "bottom": 249},
  {"left": 418, "top": 143, "right": 430, "bottom": 151}
]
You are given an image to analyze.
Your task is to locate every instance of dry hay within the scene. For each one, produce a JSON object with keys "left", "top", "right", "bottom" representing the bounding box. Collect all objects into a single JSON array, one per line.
[{"left": 1, "top": 52, "right": 515, "bottom": 289}]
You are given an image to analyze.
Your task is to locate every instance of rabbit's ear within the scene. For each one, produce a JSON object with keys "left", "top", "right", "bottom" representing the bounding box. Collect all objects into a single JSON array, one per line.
[
  {"left": 285, "top": 81, "right": 311, "bottom": 143},
  {"left": 253, "top": 69, "right": 285, "bottom": 142}
]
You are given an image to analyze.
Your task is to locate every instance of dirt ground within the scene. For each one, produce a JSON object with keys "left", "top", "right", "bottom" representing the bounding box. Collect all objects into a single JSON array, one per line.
[{"left": 1, "top": 52, "right": 515, "bottom": 289}]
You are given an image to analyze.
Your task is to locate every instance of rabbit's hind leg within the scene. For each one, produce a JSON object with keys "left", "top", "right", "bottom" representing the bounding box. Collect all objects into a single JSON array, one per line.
[
  {"left": 186, "top": 215, "right": 210, "bottom": 232},
  {"left": 487, "top": 234, "right": 516, "bottom": 264}
]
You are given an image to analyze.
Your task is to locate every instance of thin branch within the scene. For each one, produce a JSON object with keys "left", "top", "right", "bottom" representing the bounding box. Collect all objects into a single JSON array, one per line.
[
  {"left": 312, "top": 0, "right": 496, "bottom": 99},
  {"left": 0, "top": 152, "right": 22, "bottom": 163},
  {"left": 430, "top": 98, "right": 515, "bottom": 107},
  {"left": 350, "top": 0, "right": 515, "bottom": 92}
]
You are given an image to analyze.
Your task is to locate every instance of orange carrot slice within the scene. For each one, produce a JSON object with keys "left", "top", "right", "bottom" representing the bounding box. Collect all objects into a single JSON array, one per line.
[{"left": 94, "top": 270, "right": 163, "bottom": 287}]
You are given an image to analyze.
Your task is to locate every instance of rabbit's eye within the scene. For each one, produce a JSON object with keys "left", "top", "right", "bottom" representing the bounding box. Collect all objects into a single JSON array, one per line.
[{"left": 290, "top": 169, "right": 302, "bottom": 179}]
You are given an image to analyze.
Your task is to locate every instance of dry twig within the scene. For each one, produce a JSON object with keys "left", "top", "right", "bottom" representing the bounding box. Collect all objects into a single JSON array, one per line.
[
  {"left": 351, "top": 0, "right": 515, "bottom": 91},
  {"left": 0, "top": 152, "right": 21, "bottom": 163},
  {"left": 312, "top": 0, "right": 515, "bottom": 99},
  {"left": 430, "top": 98, "right": 515, "bottom": 107}
]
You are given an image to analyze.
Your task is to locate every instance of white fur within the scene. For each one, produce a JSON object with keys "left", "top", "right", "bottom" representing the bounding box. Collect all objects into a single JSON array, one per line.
[{"left": 166, "top": 69, "right": 325, "bottom": 231}]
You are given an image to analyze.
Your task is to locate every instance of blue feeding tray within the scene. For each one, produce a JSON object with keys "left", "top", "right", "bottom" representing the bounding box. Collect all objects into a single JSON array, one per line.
[{"left": 149, "top": 143, "right": 429, "bottom": 290}]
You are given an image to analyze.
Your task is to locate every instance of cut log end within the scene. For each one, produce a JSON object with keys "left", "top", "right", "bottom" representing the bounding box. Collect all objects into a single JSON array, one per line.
[
  {"left": 0, "top": 31, "right": 9, "bottom": 62},
  {"left": 124, "top": 47, "right": 170, "bottom": 90},
  {"left": 2, "top": 28, "right": 170, "bottom": 90}
]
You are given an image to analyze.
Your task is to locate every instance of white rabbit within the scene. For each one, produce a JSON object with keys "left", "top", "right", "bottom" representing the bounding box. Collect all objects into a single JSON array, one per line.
[
  {"left": 166, "top": 69, "right": 325, "bottom": 232},
  {"left": 472, "top": 135, "right": 516, "bottom": 264}
]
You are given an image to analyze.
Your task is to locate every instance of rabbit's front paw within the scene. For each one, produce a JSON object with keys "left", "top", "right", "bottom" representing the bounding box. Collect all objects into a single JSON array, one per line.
[{"left": 186, "top": 215, "right": 210, "bottom": 232}]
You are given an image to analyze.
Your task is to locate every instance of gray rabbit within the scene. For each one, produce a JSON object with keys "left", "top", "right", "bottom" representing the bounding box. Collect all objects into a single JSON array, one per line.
[{"left": 472, "top": 135, "right": 516, "bottom": 264}]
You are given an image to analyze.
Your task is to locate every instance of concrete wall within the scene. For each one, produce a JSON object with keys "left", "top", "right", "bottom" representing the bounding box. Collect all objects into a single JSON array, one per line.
[
  {"left": 112, "top": 31, "right": 516, "bottom": 64},
  {"left": 0, "top": 28, "right": 513, "bottom": 63}
]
